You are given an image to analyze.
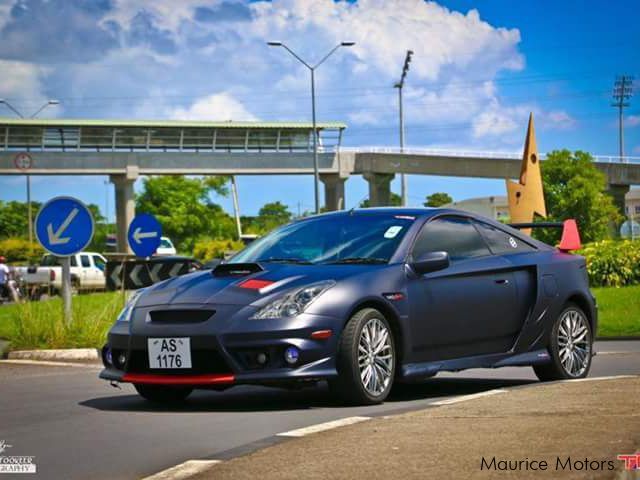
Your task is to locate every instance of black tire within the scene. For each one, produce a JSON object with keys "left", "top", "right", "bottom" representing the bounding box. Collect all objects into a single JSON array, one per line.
[
  {"left": 134, "top": 384, "right": 193, "bottom": 404},
  {"left": 330, "top": 308, "right": 396, "bottom": 405},
  {"left": 533, "top": 303, "right": 593, "bottom": 381}
]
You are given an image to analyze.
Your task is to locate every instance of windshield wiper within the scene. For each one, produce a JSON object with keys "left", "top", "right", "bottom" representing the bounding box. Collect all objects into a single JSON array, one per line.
[
  {"left": 257, "top": 257, "right": 313, "bottom": 265},
  {"left": 325, "top": 257, "right": 388, "bottom": 265}
]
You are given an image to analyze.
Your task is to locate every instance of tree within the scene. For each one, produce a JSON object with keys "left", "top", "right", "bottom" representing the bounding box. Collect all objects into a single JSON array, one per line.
[
  {"left": 0, "top": 200, "right": 41, "bottom": 239},
  {"left": 257, "top": 201, "right": 292, "bottom": 232},
  {"left": 359, "top": 193, "right": 402, "bottom": 208},
  {"left": 136, "top": 176, "right": 233, "bottom": 252},
  {"left": 536, "top": 150, "right": 622, "bottom": 244},
  {"left": 424, "top": 192, "right": 452, "bottom": 207}
]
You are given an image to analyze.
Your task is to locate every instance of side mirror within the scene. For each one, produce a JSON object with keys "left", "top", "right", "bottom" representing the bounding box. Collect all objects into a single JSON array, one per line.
[{"left": 410, "top": 251, "right": 450, "bottom": 275}]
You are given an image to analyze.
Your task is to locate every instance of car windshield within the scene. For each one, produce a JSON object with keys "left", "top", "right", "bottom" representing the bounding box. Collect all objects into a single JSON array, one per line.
[
  {"left": 159, "top": 238, "right": 173, "bottom": 248},
  {"left": 230, "top": 214, "right": 415, "bottom": 265}
]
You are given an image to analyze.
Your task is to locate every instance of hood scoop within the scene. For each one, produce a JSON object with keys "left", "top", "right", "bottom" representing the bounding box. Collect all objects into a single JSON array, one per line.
[{"left": 212, "top": 262, "right": 263, "bottom": 278}]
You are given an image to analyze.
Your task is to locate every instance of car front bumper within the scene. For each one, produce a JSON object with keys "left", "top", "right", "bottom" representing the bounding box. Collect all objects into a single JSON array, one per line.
[{"left": 99, "top": 310, "right": 343, "bottom": 387}]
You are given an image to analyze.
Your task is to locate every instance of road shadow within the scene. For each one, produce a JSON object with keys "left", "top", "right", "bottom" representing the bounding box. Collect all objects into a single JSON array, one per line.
[{"left": 80, "top": 376, "right": 535, "bottom": 414}]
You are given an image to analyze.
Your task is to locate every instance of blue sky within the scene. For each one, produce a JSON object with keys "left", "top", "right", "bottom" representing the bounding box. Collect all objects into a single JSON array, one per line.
[{"left": 0, "top": 0, "right": 638, "bottom": 219}]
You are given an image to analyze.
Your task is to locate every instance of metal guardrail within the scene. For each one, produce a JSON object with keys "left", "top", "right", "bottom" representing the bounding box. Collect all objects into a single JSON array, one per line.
[{"left": 339, "top": 146, "right": 640, "bottom": 164}]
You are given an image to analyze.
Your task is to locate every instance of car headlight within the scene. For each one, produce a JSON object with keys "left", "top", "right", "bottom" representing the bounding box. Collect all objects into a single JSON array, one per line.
[
  {"left": 116, "top": 289, "right": 146, "bottom": 323},
  {"left": 251, "top": 281, "right": 335, "bottom": 319}
]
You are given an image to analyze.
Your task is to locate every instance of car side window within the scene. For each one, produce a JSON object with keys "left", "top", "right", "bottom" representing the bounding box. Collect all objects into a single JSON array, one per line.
[
  {"left": 70, "top": 256, "right": 77, "bottom": 267},
  {"left": 80, "top": 255, "right": 91, "bottom": 268},
  {"left": 92, "top": 255, "right": 106, "bottom": 271},
  {"left": 412, "top": 216, "right": 491, "bottom": 262},
  {"left": 474, "top": 221, "right": 536, "bottom": 255}
]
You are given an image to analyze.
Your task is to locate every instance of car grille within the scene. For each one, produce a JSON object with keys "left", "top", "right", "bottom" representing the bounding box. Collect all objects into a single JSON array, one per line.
[
  {"left": 126, "top": 348, "right": 231, "bottom": 375},
  {"left": 148, "top": 309, "right": 215, "bottom": 324}
]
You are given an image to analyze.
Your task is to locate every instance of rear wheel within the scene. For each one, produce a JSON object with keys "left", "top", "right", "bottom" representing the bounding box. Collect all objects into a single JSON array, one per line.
[
  {"left": 134, "top": 384, "right": 193, "bottom": 404},
  {"left": 330, "top": 308, "right": 396, "bottom": 405},
  {"left": 534, "top": 303, "right": 593, "bottom": 381}
]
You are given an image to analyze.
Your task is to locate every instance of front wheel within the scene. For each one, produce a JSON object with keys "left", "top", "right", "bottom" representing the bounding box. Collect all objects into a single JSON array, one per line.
[
  {"left": 330, "top": 308, "right": 396, "bottom": 405},
  {"left": 134, "top": 384, "right": 193, "bottom": 404},
  {"left": 534, "top": 303, "right": 593, "bottom": 381}
]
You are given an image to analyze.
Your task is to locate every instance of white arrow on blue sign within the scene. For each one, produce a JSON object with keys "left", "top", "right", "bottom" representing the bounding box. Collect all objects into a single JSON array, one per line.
[
  {"left": 127, "top": 213, "right": 162, "bottom": 257},
  {"left": 35, "top": 197, "right": 95, "bottom": 256}
]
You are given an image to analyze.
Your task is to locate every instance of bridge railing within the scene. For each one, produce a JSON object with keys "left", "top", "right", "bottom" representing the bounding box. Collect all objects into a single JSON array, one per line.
[{"left": 338, "top": 146, "right": 640, "bottom": 164}]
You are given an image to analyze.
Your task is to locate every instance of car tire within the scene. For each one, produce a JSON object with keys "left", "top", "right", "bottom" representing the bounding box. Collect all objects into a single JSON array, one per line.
[
  {"left": 330, "top": 308, "right": 396, "bottom": 405},
  {"left": 533, "top": 303, "right": 593, "bottom": 382},
  {"left": 134, "top": 384, "right": 193, "bottom": 404}
]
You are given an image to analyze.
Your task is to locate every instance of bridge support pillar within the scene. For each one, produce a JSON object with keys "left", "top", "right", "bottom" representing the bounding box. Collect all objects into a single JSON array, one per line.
[
  {"left": 363, "top": 173, "right": 395, "bottom": 207},
  {"left": 111, "top": 167, "right": 138, "bottom": 254},
  {"left": 607, "top": 183, "right": 630, "bottom": 216},
  {"left": 320, "top": 174, "right": 347, "bottom": 211}
]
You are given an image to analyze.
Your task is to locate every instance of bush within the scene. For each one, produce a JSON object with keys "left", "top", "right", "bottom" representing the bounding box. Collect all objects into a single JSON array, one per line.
[
  {"left": 579, "top": 240, "right": 640, "bottom": 287},
  {"left": 0, "top": 238, "right": 43, "bottom": 264},
  {"left": 193, "top": 238, "right": 244, "bottom": 261}
]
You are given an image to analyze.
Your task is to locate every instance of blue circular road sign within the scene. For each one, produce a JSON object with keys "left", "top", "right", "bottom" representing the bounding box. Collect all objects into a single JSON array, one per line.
[
  {"left": 35, "top": 196, "right": 95, "bottom": 256},
  {"left": 128, "top": 213, "right": 162, "bottom": 257}
]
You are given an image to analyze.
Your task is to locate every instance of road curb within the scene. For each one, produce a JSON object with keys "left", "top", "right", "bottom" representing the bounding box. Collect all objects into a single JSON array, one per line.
[
  {"left": 596, "top": 336, "right": 640, "bottom": 341},
  {"left": 7, "top": 348, "right": 100, "bottom": 363}
]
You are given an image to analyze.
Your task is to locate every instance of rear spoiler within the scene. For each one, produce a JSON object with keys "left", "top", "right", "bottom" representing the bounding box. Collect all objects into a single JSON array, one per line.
[{"left": 509, "top": 219, "right": 581, "bottom": 252}]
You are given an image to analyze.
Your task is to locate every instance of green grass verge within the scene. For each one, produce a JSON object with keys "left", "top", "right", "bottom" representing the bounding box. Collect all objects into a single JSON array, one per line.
[
  {"left": 592, "top": 285, "right": 640, "bottom": 337},
  {"left": 0, "top": 292, "right": 125, "bottom": 350},
  {"left": 0, "top": 286, "right": 637, "bottom": 351}
]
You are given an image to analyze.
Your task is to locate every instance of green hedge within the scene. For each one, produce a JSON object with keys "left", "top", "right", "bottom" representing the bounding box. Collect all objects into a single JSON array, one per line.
[
  {"left": 0, "top": 238, "right": 43, "bottom": 264},
  {"left": 192, "top": 238, "right": 244, "bottom": 261},
  {"left": 579, "top": 240, "right": 640, "bottom": 287}
]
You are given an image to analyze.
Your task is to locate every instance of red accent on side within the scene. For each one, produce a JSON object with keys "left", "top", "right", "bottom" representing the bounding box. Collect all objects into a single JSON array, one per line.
[
  {"left": 238, "top": 279, "right": 274, "bottom": 290},
  {"left": 310, "top": 329, "right": 333, "bottom": 340},
  {"left": 558, "top": 219, "right": 581, "bottom": 252},
  {"left": 122, "top": 373, "right": 235, "bottom": 385}
]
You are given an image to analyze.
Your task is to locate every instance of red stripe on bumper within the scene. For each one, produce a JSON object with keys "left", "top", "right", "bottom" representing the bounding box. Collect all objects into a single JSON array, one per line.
[{"left": 122, "top": 373, "right": 235, "bottom": 385}]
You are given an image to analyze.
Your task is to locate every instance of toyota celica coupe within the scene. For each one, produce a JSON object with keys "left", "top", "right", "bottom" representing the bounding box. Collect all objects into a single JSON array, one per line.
[{"left": 100, "top": 208, "right": 596, "bottom": 405}]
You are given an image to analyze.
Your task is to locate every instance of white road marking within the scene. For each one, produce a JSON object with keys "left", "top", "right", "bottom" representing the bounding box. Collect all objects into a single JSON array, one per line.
[
  {"left": 596, "top": 351, "right": 639, "bottom": 355},
  {"left": 562, "top": 375, "right": 637, "bottom": 383},
  {"left": 142, "top": 460, "right": 221, "bottom": 480},
  {"left": 278, "top": 416, "right": 371, "bottom": 437},
  {"left": 431, "top": 389, "right": 507, "bottom": 406},
  {"left": 0, "top": 359, "right": 100, "bottom": 368}
]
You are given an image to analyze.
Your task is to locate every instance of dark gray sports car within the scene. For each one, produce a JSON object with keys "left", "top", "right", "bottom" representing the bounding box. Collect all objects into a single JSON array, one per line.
[{"left": 100, "top": 208, "right": 596, "bottom": 405}]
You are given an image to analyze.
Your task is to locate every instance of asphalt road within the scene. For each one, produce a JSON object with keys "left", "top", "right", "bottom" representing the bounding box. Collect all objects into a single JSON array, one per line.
[{"left": 1, "top": 341, "right": 639, "bottom": 480}]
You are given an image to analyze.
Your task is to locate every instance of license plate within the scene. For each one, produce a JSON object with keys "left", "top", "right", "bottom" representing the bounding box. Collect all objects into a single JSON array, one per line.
[{"left": 148, "top": 337, "right": 192, "bottom": 369}]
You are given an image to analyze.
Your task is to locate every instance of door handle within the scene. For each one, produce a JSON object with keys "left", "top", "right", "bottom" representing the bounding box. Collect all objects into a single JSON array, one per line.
[{"left": 494, "top": 279, "right": 509, "bottom": 285}]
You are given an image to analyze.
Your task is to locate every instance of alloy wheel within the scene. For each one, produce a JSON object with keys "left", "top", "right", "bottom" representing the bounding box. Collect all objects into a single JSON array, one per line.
[
  {"left": 358, "top": 317, "right": 394, "bottom": 396},
  {"left": 557, "top": 308, "right": 591, "bottom": 377}
]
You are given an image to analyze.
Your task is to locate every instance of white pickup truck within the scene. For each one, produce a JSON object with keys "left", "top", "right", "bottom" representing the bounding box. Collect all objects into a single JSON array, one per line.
[{"left": 16, "top": 252, "right": 107, "bottom": 298}]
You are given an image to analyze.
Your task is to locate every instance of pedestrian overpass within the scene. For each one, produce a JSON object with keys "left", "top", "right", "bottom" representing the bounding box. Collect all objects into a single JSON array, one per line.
[{"left": 2, "top": 118, "right": 639, "bottom": 251}]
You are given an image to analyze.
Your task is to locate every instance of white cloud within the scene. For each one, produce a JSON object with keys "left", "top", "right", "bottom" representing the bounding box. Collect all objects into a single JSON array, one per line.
[
  {"left": 627, "top": 115, "right": 640, "bottom": 128},
  {"left": 0, "top": 60, "right": 52, "bottom": 115},
  {"left": 170, "top": 92, "right": 256, "bottom": 121}
]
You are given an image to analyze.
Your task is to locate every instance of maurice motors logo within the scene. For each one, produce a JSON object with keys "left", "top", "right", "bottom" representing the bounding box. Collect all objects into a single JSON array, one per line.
[
  {"left": 617, "top": 453, "right": 640, "bottom": 471},
  {"left": 0, "top": 440, "right": 36, "bottom": 474}
]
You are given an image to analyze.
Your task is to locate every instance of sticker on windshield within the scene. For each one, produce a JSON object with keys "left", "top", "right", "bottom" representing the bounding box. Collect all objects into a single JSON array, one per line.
[{"left": 384, "top": 226, "right": 403, "bottom": 239}]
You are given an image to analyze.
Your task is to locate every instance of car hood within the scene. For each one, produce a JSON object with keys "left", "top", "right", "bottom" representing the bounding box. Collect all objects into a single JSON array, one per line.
[{"left": 136, "top": 262, "right": 382, "bottom": 307}]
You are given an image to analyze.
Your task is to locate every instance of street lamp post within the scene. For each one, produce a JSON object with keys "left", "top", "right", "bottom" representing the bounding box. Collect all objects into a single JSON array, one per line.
[
  {"left": 268, "top": 41, "right": 354, "bottom": 214},
  {"left": 0, "top": 99, "right": 60, "bottom": 243},
  {"left": 394, "top": 50, "right": 413, "bottom": 207}
]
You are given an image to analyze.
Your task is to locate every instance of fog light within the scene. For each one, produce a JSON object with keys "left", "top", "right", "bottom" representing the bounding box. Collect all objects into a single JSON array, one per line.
[
  {"left": 105, "top": 348, "right": 113, "bottom": 366},
  {"left": 118, "top": 352, "right": 127, "bottom": 367},
  {"left": 284, "top": 346, "right": 299, "bottom": 365},
  {"left": 256, "top": 352, "right": 268, "bottom": 365}
]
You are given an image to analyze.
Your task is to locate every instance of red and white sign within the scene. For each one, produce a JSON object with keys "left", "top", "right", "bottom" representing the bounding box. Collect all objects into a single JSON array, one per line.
[{"left": 14, "top": 152, "right": 33, "bottom": 171}]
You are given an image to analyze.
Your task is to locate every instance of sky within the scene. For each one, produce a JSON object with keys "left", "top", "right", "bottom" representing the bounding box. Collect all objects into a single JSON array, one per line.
[{"left": 0, "top": 0, "right": 638, "bottom": 219}]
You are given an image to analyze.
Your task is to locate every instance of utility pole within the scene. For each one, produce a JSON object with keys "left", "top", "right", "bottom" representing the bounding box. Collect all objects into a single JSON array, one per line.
[
  {"left": 268, "top": 41, "right": 355, "bottom": 214},
  {"left": 394, "top": 50, "right": 413, "bottom": 207},
  {"left": 612, "top": 75, "right": 634, "bottom": 161},
  {"left": 0, "top": 99, "right": 59, "bottom": 243}
]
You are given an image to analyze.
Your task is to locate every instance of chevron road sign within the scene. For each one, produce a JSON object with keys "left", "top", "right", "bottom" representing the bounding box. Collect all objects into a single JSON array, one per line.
[{"left": 105, "top": 257, "right": 201, "bottom": 290}]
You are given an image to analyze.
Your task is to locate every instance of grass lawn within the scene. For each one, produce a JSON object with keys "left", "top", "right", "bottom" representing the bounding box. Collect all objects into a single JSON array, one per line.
[
  {"left": 0, "top": 286, "right": 637, "bottom": 351},
  {"left": 592, "top": 285, "right": 640, "bottom": 338},
  {"left": 0, "top": 291, "right": 125, "bottom": 350}
]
